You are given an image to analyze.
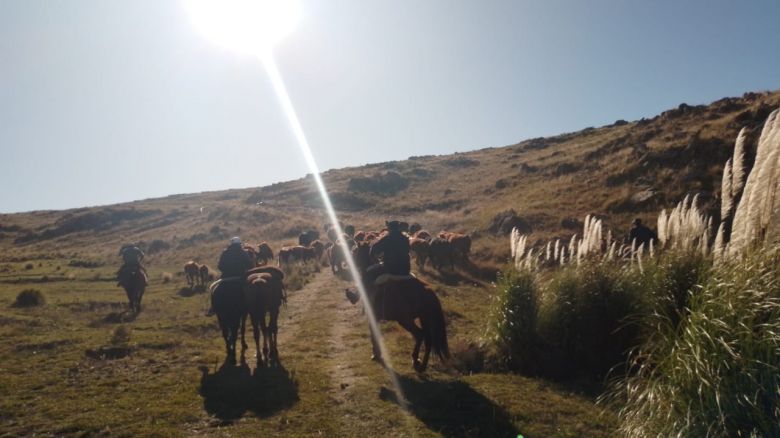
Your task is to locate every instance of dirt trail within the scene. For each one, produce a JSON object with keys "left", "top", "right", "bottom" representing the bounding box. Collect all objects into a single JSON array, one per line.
[{"left": 276, "top": 271, "right": 422, "bottom": 436}]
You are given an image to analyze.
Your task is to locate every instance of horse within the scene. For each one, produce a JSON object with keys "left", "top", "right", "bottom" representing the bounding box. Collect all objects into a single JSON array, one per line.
[
  {"left": 210, "top": 278, "right": 247, "bottom": 365},
  {"left": 184, "top": 261, "right": 200, "bottom": 287},
  {"left": 244, "top": 267, "right": 285, "bottom": 364},
  {"left": 349, "top": 242, "right": 450, "bottom": 371},
  {"left": 257, "top": 242, "right": 274, "bottom": 266},
  {"left": 118, "top": 266, "right": 146, "bottom": 314}
]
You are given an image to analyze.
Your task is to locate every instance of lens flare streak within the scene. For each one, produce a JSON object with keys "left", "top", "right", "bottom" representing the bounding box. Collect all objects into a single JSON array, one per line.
[{"left": 262, "top": 55, "right": 408, "bottom": 407}]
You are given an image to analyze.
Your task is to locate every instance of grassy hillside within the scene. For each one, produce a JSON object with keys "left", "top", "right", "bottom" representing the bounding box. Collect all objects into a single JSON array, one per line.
[
  {"left": 1, "top": 90, "right": 779, "bottom": 436},
  {"left": 1, "top": 90, "right": 777, "bottom": 269}
]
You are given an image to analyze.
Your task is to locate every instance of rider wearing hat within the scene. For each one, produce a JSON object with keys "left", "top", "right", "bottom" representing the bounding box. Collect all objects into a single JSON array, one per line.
[
  {"left": 218, "top": 236, "right": 254, "bottom": 278},
  {"left": 207, "top": 236, "right": 253, "bottom": 316},
  {"left": 366, "top": 220, "right": 411, "bottom": 285},
  {"left": 117, "top": 242, "right": 147, "bottom": 286}
]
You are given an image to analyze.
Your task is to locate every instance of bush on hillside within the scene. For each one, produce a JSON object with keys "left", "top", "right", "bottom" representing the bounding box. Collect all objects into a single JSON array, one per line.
[
  {"left": 489, "top": 250, "right": 710, "bottom": 379},
  {"left": 12, "top": 289, "right": 45, "bottom": 307},
  {"left": 604, "top": 248, "right": 780, "bottom": 437}
]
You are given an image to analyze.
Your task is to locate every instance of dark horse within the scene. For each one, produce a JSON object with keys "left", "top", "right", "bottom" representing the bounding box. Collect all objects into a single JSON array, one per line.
[
  {"left": 350, "top": 242, "right": 450, "bottom": 371},
  {"left": 117, "top": 266, "right": 146, "bottom": 314},
  {"left": 244, "top": 267, "right": 286, "bottom": 365},
  {"left": 211, "top": 277, "right": 246, "bottom": 364}
]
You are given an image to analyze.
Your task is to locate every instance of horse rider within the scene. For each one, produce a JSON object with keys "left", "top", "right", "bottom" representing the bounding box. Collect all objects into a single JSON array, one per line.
[
  {"left": 347, "top": 220, "right": 411, "bottom": 304},
  {"left": 206, "top": 236, "right": 254, "bottom": 316},
  {"left": 117, "top": 243, "right": 147, "bottom": 286},
  {"left": 628, "top": 218, "right": 658, "bottom": 249}
]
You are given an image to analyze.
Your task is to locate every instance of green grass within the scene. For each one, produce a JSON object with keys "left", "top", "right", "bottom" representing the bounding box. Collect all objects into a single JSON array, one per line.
[
  {"left": 604, "top": 248, "right": 780, "bottom": 437},
  {"left": 0, "top": 258, "right": 615, "bottom": 436}
]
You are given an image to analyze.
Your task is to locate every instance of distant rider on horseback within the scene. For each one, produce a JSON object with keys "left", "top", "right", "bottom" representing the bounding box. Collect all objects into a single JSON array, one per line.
[
  {"left": 347, "top": 220, "right": 411, "bottom": 304},
  {"left": 206, "top": 236, "right": 254, "bottom": 316},
  {"left": 117, "top": 243, "right": 147, "bottom": 286}
]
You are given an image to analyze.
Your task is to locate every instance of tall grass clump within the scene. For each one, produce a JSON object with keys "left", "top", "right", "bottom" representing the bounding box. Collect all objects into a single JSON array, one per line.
[
  {"left": 604, "top": 248, "right": 780, "bottom": 437},
  {"left": 536, "top": 260, "right": 646, "bottom": 378},
  {"left": 486, "top": 268, "right": 539, "bottom": 373}
]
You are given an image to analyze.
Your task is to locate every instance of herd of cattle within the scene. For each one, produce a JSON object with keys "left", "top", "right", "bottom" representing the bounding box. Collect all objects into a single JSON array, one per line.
[{"left": 182, "top": 222, "right": 472, "bottom": 282}]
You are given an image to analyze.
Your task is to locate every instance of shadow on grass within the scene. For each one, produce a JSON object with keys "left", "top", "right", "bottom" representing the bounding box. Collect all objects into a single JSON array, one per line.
[
  {"left": 92, "top": 309, "right": 137, "bottom": 326},
  {"left": 178, "top": 285, "right": 206, "bottom": 297},
  {"left": 198, "top": 359, "right": 299, "bottom": 422},
  {"left": 379, "top": 373, "right": 522, "bottom": 438}
]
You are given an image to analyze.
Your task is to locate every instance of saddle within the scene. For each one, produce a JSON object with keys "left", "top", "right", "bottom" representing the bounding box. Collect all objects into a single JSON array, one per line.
[{"left": 374, "top": 272, "right": 416, "bottom": 286}]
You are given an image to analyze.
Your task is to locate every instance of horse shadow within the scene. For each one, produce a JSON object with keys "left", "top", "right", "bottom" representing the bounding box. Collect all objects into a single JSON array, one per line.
[
  {"left": 178, "top": 285, "right": 207, "bottom": 297},
  {"left": 198, "top": 358, "right": 299, "bottom": 422},
  {"left": 378, "top": 373, "right": 522, "bottom": 438},
  {"left": 96, "top": 309, "right": 137, "bottom": 325}
]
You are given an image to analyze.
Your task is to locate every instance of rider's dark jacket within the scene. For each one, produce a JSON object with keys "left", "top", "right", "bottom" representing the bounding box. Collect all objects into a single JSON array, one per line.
[
  {"left": 218, "top": 244, "right": 253, "bottom": 278},
  {"left": 369, "top": 231, "right": 411, "bottom": 275}
]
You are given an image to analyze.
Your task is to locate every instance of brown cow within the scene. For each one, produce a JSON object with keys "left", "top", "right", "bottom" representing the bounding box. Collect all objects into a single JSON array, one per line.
[
  {"left": 198, "top": 264, "right": 213, "bottom": 286},
  {"left": 243, "top": 245, "right": 258, "bottom": 266},
  {"left": 354, "top": 231, "right": 366, "bottom": 242},
  {"left": 184, "top": 261, "right": 200, "bottom": 287},
  {"left": 409, "top": 237, "right": 430, "bottom": 270},
  {"left": 447, "top": 233, "right": 472, "bottom": 262},
  {"left": 428, "top": 237, "right": 455, "bottom": 270},
  {"left": 409, "top": 223, "right": 422, "bottom": 235},
  {"left": 310, "top": 239, "right": 326, "bottom": 261},
  {"left": 257, "top": 242, "right": 274, "bottom": 266},
  {"left": 414, "top": 230, "right": 432, "bottom": 241},
  {"left": 278, "top": 245, "right": 316, "bottom": 265}
]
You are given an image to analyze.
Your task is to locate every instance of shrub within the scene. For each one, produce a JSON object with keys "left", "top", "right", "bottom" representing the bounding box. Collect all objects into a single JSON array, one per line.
[
  {"left": 604, "top": 248, "right": 780, "bottom": 437},
  {"left": 537, "top": 261, "right": 645, "bottom": 378},
  {"left": 24, "top": 263, "right": 33, "bottom": 270},
  {"left": 489, "top": 250, "right": 710, "bottom": 379},
  {"left": 486, "top": 268, "right": 539, "bottom": 373},
  {"left": 12, "top": 289, "right": 45, "bottom": 307}
]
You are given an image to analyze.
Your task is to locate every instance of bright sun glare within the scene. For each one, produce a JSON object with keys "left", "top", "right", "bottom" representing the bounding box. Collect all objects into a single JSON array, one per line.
[
  {"left": 183, "top": 0, "right": 301, "bottom": 56},
  {"left": 184, "top": 0, "right": 410, "bottom": 408}
]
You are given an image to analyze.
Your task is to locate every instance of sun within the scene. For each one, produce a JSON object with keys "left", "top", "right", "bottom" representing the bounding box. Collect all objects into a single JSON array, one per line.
[{"left": 183, "top": 0, "right": 301, "bottom": 56}]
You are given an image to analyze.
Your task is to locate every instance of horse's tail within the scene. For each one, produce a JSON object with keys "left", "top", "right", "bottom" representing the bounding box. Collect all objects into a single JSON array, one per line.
[{"left": 421, "top": 287, "right": 450, "bottom": 362}]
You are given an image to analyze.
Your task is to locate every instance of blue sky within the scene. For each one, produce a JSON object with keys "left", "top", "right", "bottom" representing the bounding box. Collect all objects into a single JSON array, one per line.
[{"left": 1, "top": 0, "right": 779, "bottom": 213}]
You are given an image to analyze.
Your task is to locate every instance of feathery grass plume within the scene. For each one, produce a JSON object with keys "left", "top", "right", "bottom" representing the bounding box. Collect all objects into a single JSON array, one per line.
[
  {"left": 636, "top": 243, "right": 644, "bottom": 272},
  {"left": 545, "top": 241, "right": 551, "bottom": 262},
  {"left": 657, "top": 209, "right": 668, "bottom": 246},
  {"left": 568, "top": 234, "right": 577, "bottom": 264},
  {"left": 606, "top": 241, "right": 616, "bottom": 261},
  {"left": 721, "top": 158, "right": 734, "bottom": 220},
  {"left": 648, "top": 239, "right": 654, "bottom": 258},
  {"left": 553, "top": 239, "right": 560, "bottom": 262},
  {"left": 731, "top": 108, "right": 780, "bottom": 254},
  {"left": 731, "top": 127, "right": 747, "bottom": 198},
  {"left": 713, "top": 222, "right": 725, "bottom": 264}
]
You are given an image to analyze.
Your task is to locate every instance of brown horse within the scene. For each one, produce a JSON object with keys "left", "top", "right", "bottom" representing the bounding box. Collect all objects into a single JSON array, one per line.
[
  {"left": 349, "top": 242, "right": 450, "bottom": 371},
  {"left": 244, "top": 267, "right": 285, "bottom": 364},
  {"left": 118, "top": 267, "right": 146, "bottom": 314}
]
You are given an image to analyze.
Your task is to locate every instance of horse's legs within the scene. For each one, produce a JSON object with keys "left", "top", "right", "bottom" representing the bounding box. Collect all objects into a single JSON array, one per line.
[
  {"left": 269, "top": 307, "right": 280, "bottom": 360},
  {"left": 240, "top": 313, "right": 248, "bottom": 352},
  {"left": 250, "top": 312, "right": 261, "bottom": 365},
  {"left": 260, "top": 313, "right": 269, "bottom": 363},
  {"left": 397, "top": 318, "right": 425, "bottom": 371}
]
